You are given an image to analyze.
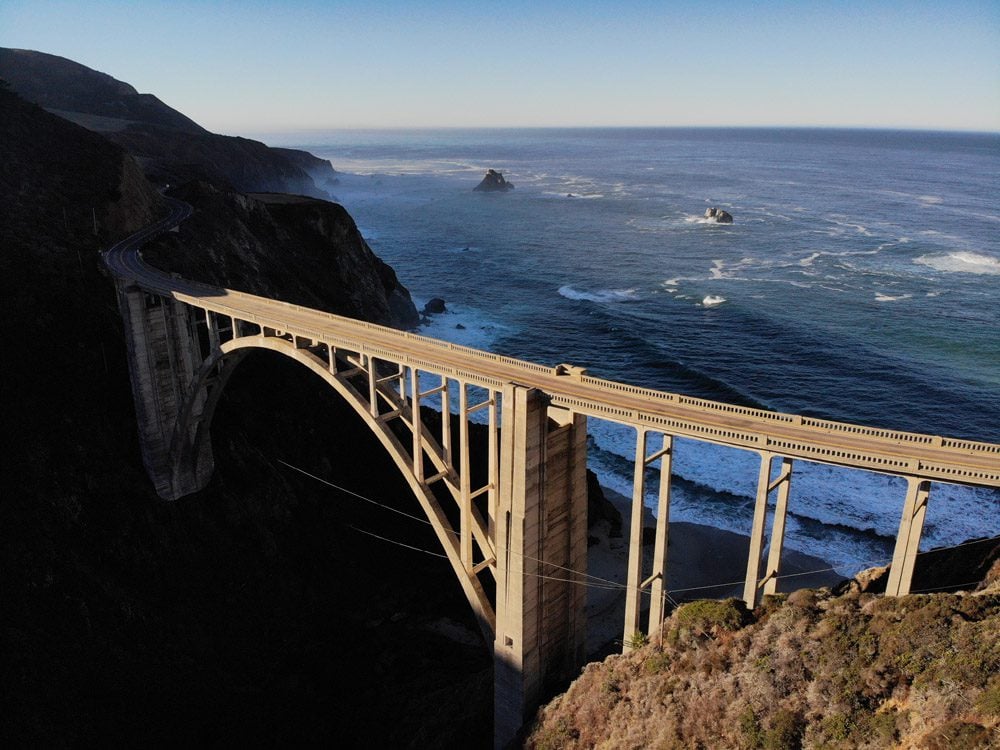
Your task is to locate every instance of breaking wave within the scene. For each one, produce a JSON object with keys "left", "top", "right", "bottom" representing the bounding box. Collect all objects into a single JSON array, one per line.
[
  {"left": 558, "top": 285, "right": 638, "bottom": 302},
  {"left": 915, "top": 251, "right": 1000, "bottom": 275}
]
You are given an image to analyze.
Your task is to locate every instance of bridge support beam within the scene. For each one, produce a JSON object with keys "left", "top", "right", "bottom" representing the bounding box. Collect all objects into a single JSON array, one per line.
[
  {"left": 885, "top": 478, "right": 931, "bottom": 596},
  {"left": 494, "top": 386, "right": 588, "bottom": 749},
  {"left": 744, "top": 454, "right": 793, "bottom": 609},
  {"left": 623, "top": 431, "right": 674, "bottom": 651},
  {"left": 117, "top": 284, "right": 210, "bottom": 500}
]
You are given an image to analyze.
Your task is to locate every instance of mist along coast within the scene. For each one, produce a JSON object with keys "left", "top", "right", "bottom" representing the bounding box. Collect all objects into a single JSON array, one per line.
[{"left": 268, "top": 127, "right": 1000, "bottom": 579}]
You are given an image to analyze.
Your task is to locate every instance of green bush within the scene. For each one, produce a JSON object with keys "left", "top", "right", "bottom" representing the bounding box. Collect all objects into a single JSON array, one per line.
[{"left": 676, "top": 598, "right": 748, "bottom": 636}]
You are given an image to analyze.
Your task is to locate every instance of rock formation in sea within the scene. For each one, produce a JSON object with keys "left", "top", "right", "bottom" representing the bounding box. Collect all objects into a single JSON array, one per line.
[
  {"left": 705, "top": 206, "right": 734, "bottom": 223},
  {"left": 473, "top": 168, "right": 514, "bottom": 192},
  {"left": 422, "top": 297, "right": 447, "bottom": 315}
]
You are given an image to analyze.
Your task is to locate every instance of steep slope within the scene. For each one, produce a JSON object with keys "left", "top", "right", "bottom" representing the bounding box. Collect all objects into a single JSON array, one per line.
[
  {"left": 1, "top": 85, "right": 487, "bottom": 748},
  {"left": 143, "top": 184, "right": 419, "bottom": 327},
  {"left": 0, "top": 47, "right": 205, "bottom": 133},
  {"left": 0, "top": 48, "right": 330, "bottom": 197},
  {"left": 273, "top": 146, "right": 341, "bottom": 193},
  {"left": 528, "top": 567, "right": 1000, "bottom": 750}
]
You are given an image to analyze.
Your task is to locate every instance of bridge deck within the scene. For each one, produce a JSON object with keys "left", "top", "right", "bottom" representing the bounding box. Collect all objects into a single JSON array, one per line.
[{"left": 105, "top": 199, "right": 1000, "bottom": 490}]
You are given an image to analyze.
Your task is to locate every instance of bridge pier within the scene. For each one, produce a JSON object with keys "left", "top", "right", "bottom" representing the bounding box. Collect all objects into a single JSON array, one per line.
[
  {"left": 494, "top": 386, "right": 588, "bottom": 748},
  {"left": 117, "top": 285, "right": 211, "bottom": 499},
  {"left": 885, "top": 478, "right": 931, "bottom": 596},
  {"left": 622, "top": 430, "right": 675, "bottom": 651},
  {"left": 744, "top": 454, "right": 794, "bottom": 608}
]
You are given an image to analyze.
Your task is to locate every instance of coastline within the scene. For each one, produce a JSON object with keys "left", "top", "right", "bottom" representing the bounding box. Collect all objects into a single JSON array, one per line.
[{"left": 585, "top": 485, "right": 845, "bottom": 657}]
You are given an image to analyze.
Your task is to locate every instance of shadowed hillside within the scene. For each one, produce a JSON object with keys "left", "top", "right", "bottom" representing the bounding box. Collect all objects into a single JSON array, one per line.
[
  {"left": 0, "top": 81, "right": 491, "bottom": 748},
  {"left": 0, "top": 48, "right": 334, "bottom": 198}
]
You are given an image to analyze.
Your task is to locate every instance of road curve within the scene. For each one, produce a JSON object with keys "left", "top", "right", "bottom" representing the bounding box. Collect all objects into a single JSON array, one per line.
[{"left": 105, "top": 199, "right": 1000, "bottom": 489}]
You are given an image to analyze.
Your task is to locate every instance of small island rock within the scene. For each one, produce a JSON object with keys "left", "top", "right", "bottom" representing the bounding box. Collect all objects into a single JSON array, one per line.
[
  {"left": 705, "top": 207, "right": 734, "bottom": 224},
  {"left": 474, "top": 169, "right": 514, "bottom": 192},
  {"left": 423, "top": 298, "right": 447, "bottom": 315}
]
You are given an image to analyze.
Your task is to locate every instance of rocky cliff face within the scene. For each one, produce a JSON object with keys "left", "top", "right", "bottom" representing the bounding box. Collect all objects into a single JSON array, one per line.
[
  {"left": 143, "top": 184, "right": 418, "bottom": 328},
  {"left": 272, "top": 147, "right": 341, "bottom": 196}
]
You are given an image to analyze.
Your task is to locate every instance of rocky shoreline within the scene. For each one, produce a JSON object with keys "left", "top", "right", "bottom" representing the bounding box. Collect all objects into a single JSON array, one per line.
[{"left": 585, "top": 485, "right": 843, "bottom": 658}]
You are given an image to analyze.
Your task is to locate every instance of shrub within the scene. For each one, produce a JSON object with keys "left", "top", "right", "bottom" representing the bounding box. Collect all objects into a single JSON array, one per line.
[
  {"left": 763, "top": 709, "right": 804, "bottom": 750},
  {"left": 676, "top": 598, "right": 749, "bottom": 638}
]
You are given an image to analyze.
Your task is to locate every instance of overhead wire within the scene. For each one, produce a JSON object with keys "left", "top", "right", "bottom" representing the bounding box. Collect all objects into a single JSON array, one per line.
[{"left": 273, "top": 455, "right": 998, "bottom": 601}]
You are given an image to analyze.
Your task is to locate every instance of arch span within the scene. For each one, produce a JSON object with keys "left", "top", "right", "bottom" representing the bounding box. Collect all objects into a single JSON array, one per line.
[{"left": 169, "top": 333, "right": 496, "bottom": 640}]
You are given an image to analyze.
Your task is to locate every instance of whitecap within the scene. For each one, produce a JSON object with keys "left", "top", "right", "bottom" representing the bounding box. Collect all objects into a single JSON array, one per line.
[
  {"left": 702, "top": 295, "right": 726, "bottom": 306},
  {"left": 915, "top": 251, "right": 1000, "bottom": 275},
  {"left": 874, "top": 292, "right": 913, "bottom": 303},
  {"left": 684, "top": 214, "right": 728, "bottom": 225},
  {"left": 414, "top": 298, "right": 511, "bottom": 352},
  {"left": 558, "top": 285, "right": 638, "bottom": 303}
]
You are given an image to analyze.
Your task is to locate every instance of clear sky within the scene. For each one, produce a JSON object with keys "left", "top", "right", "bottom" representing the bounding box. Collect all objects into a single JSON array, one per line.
[{"left": 2, "top": 0, "right": 998, "bottom": 133}]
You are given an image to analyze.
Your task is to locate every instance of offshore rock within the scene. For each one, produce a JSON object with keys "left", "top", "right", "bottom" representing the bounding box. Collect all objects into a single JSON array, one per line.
[
  {"left": 474, "top": 168, "right": 514, "bottom": 192},
  {"left": 423, "top": 297, "right": 447, "bottom": 315},
  {"left": 705, "top": 207, "right": 733, "bottom": 223}
]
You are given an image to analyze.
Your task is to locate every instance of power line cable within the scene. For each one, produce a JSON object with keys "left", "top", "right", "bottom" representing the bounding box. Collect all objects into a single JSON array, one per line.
[{"left": 272, "top": 455, "right": 998, "bottom": 601}]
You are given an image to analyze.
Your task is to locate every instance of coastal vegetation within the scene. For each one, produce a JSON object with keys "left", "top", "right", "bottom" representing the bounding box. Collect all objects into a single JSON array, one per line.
[{"left": 528, "top": 567, "right": 1000, "bottom": 749}]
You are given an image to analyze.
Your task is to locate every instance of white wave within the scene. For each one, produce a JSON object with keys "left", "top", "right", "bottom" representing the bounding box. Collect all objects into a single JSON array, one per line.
[
  {"left": 558, "top": 285, "right": 638, "bottom": 303},
  {"left": 799, "top": 252, "right": 822, "bottom": 267},
  {"left": 702, "top": 295, "right": 726, "bottom": 306},
  {"left": 875, "top": 292, "right": 913, "bottom": 303},
  {"left": 915, "top": 251, "right": 1000, "bottom": 275},
  {"left": 585, "top": 422, "right": 1000, "bottom": 575},
  {"left": 918, "top": 195, "right": 943, "bottom": 205},
  {"left": 542, "top": 191, "right": 605, "bottom": 199},
  {"left": 684, "top": 214, "right": 730, "bottom": 225},
  {"left": 414, "top": 298, "right": 511, "bottom": 352}
]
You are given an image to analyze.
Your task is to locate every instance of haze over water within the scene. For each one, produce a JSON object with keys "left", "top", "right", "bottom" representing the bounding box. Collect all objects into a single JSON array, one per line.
[{"left": 275, "top": 127, "right": 1000, "bottom": 576}]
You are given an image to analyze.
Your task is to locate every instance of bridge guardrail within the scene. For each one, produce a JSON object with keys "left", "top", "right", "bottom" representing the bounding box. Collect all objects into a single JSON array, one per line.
[{"left": 115, "top": 226, "right": 1000, "bottom": 486}]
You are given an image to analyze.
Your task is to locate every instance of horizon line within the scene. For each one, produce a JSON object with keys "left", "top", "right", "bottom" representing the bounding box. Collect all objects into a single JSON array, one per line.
[{"left": 239, "top": 123, "right": 1000, "bottom": 138}]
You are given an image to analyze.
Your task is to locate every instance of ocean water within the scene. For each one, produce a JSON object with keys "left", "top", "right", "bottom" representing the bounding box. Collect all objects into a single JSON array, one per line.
[{"left": 270, "top": 128, "right": 1000, "bottom": 576}]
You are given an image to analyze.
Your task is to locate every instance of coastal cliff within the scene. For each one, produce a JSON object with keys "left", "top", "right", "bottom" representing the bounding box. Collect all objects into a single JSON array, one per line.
[
  {"left": 1, "top": 80, "right": 487, "bottom": 748},
  {"left": 0, "top": 48, "right": 331, "bottom": 198},
  {"left": 143, "top": 184, "right": 419, "bottom": 327}
]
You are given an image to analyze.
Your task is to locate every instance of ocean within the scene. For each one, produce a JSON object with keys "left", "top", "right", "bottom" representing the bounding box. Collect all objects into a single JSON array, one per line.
[{"left": 266, "top": 127, "right": 1000, "bottom": 576}]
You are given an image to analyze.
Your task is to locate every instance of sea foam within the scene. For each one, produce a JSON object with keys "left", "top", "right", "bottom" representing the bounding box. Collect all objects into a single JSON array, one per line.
[
  {"left": 915, "top": 251, "right": 1000, "bottom": 275},
  {"left": 558, "top": 285, "right": 638, "bottom": 303}
]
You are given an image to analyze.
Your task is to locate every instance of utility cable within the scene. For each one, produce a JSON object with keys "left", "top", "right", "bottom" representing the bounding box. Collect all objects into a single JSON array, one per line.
[{"left": 272, "top": 455, "right": 998, "bottom": 600}]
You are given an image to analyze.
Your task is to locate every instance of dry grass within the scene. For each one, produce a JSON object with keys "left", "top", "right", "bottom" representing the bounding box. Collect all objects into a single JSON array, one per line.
[{"left": 527, "top": 587, "right": 1000, "bottom": 749}]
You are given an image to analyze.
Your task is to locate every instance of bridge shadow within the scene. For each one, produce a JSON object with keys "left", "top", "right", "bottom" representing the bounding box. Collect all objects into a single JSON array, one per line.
[{"left": 195, "top": 349, "right": 494, "bottom": 748}]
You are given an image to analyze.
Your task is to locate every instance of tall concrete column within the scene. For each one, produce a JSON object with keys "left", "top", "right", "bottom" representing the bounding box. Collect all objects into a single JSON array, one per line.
[
  {"left": 493, "top": 386, "right": 588, "bottom": 749},
  {"left": 117, "top": 285, "right": 208, "bottom": 499},
  {"left": 885, "top": 478, "right": 931, "bottom": 596}
]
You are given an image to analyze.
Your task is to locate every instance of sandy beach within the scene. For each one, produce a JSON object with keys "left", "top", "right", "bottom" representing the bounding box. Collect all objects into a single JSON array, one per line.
[{"left": 585, "top": 486, "right": 845, "bottom": 657}]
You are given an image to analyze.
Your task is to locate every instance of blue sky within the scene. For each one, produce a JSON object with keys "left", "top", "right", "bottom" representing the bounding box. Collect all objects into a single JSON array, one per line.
[{"left": 2, "top": 0, "right": 998, "bottom": 133}]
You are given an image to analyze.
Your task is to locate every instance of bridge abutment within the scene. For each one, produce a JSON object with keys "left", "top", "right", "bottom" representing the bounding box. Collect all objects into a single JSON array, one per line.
[
  {"left": 117, "top": 285, "right": 211, "bottom": 499},
  {"left": 494, "top": 386, "right": 588, "bottom": 748}
]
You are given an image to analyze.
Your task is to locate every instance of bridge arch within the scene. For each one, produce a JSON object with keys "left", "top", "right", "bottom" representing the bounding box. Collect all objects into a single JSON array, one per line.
[{"left": 168, "top": 333, "right": 496, "bottom": 640}]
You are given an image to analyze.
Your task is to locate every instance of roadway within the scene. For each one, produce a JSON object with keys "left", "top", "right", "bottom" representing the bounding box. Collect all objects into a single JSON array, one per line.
[{"left": 104, "top": 198, "right": 1000, "bottom": 489}]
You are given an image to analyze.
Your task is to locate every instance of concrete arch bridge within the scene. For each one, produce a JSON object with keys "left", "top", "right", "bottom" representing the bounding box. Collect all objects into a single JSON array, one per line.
[{"left": 106, "top": 200, "right": 1000, "bottom": 747}]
